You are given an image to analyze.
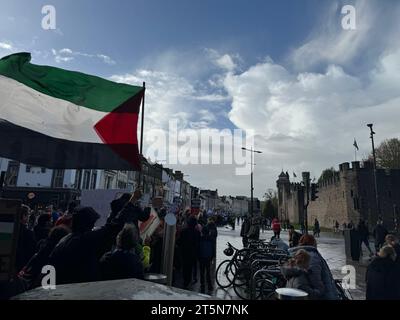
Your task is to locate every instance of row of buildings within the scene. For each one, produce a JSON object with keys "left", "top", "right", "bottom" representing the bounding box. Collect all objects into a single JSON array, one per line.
[
  {"left": 0, "top": 157, "right": 260, "bottom": 215},
  {"left": 277, "top": 160, "right": 400, "bottom": 230}
]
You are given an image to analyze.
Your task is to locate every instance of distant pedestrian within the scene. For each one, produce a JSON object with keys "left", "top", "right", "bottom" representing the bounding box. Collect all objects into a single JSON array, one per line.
[
  {"left": 373, "top": 218, "right": 388, "bottom": 253},
  {"left": 288, "top": 225, "right": 302, "bottom": 248},
  {"left": 347, "top": 220, "right": 354, "bottom": 230},
  {"left": 34, "top": 213, "right": 52, "bottom": 244},
  {"left": 357, "top": 220, "right": 374, "bottom": 257},
  {"left": 385, "top": 234, "right": 400, "bottom": 263},
  {"left": 272, "top": 217, "right": 281, "bottom": 239},
  {"left": 313, "top": 218, "right": 320, "bottom": 238},
  {"left": 198, "top": 226, "right": 215, "bottom": 293},
  {"left": 240, "top": 215, "right": 251, "bottom": 247},
  {"left": 300, "top": 221, "right": 305, "bottom": 235}
]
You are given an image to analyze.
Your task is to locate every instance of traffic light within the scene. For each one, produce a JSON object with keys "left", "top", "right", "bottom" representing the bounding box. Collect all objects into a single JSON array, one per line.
[{"left": 311, "top": 183, "right": 319, "bottom": 201}]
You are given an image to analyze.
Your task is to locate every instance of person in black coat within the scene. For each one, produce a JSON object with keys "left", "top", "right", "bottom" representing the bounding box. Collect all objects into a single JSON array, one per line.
[
  {"left": 373, "top": 218, "right": 388, "bottom": 253},
  {"left": 357, "top": 219, "right": 374, "bottom": 257},
  {"left": 15, "top": 205, "right": 37, "bottom": 274},
  {"left": 178, "top": 216, "right": 200, "bottom": 289},
  {"left": 49, "top": 190, "right": 150, "bottom": 285},
  {"left": 18, "top": 225, "right": 70, "bottom": 289},
  {"left": 366, "top": 245, "right": 398, "bottom": 300},
  {"left": 100, "top": 224, "right": 144, "bottom": 281},
  {"left": 198, "top": 226, "right": 215, "bottom": 293},
  {"left": 34, "top": 213, "right": 52, "bottom": 245},
  {"left": 288, "top": 225, "right": 302, "bottom": 248}
]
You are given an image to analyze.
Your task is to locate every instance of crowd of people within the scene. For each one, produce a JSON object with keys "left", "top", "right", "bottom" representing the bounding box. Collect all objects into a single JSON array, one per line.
[{"left": 3, "top": 190, "right": 220, "bottom": 299}]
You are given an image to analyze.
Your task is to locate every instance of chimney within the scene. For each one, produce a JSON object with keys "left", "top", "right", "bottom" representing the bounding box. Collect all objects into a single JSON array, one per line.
[{"left": 363, "top": 161, "right": 373, "bottom": 170}]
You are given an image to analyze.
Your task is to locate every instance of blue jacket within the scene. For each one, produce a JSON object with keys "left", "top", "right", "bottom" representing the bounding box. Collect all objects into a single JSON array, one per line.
[{"left": 289, "top": 246, "right": 339, "bottom": 300}]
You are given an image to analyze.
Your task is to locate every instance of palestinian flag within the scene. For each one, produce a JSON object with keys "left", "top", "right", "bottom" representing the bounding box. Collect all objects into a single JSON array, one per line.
[{"left": 0, "top": 52, "right": 143, "bottom": 170}]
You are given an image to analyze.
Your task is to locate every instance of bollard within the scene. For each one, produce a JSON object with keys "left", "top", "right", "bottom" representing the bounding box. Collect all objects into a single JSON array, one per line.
[{"left": 161, "top": 213, "right": 176, "bottom": 286}]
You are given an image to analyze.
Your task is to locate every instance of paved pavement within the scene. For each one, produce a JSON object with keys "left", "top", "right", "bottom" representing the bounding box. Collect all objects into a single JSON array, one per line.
[{"left": 212, "top": 223, "right": 368, "bottom": 300}]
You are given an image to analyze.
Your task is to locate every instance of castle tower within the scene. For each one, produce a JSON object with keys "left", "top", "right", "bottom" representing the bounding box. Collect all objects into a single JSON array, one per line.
[{"left": 277, "top": 171, "right": 290, "bottom": 221}]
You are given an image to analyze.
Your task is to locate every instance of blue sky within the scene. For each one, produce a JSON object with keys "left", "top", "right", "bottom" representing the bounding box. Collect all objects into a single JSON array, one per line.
[{"left": 1, "top": 0, "right": 400, "bottom": 197}]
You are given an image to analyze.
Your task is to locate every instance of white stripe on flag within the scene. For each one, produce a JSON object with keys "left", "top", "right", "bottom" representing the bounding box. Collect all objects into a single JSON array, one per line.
[{"left": 0, "top": 75, "right": 106, "bottom": 143}]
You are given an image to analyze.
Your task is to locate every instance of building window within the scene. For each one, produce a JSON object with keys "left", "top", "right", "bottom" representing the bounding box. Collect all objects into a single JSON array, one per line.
[
  {"left": 41, "top": 167, "right": 46, "bottom": 173},
  {"left": 75, "top": 169, "right": 82, "bottom": 189},
  {"left": 82, "top": 170, "right": 91, "bottom": 190},
  {"left": 26, "top": 165, "right": 31, "bottom": 173},
  {"left": 105, "top": 175, "right": 113, "bottom": 189},
  {"left": 52, "top": 169, "right": 65, "bottom": 188},
  {"left": 6, "top": 161, "right": 20, "bottom": 186},
  {"left": 90, "top": 171, "right": 97, "bottom": 189}
]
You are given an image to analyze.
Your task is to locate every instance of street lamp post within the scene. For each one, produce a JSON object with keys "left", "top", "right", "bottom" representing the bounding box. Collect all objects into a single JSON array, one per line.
[
  {"left": 242, "top": 147, "right": 262, "bottom": 216},
  {"left": 367, "top": 123, "right": 380, "bottom": 220}
]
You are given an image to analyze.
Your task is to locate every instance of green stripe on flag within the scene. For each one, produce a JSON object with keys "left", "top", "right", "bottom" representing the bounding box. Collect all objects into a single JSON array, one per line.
[{"left": 0, "top": 52, "right": 142, "bottom": 112}]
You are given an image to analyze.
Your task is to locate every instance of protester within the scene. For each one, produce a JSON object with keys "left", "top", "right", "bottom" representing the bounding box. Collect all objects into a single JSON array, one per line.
[
  {"left": 271, "top": 217, "right": 281, "bottom": 239},
  {"left": 373, "top": 218, "right": 388, "bottom": 253},
  {"left": 247, "top": 215, "right": 261, "bottom": 241},
  {"left": 281, "top": 249, "right": 319, "bottom": 299},
  {"left": 18, "top": 225, "right": 70, "bottom": 289},
  {"left": 15, "top": 205, "right": 37, "bottom": 274},
  {"left": 177, "top": 216, "right": 200, "bottom": 289},
  {"left": 100, "top": 224, "right": 144, "bottom": 281},
  {"left": 366, "top": 245, "right": 398, "bottom": 300},
  {"left": 33, "top": 213, "right": 52, "bottom": 244},
  {"left": 289, "top": 234, "right": 339, "bottom": 300},
  {"left": 357, "top": 219, "right": 374, "bottom": 257},
  {"left": 49, "top": 190, "right": 150, "bottom": 285},
  {"left": 288, "top": 225, "right": 302, "bottom": 248},
  {"left": 146, "top": 208, "right": 166, "bottom": 273},
  {"left": 198, "top": 226, "right": 215, "bottom": 293},
  {"left": 240, "top": 215, "right": 251, "bottom": 247}
]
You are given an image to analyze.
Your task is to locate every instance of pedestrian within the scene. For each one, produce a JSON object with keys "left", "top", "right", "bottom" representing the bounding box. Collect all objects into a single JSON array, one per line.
[
  {"left": 313, "top": 218, "right": 320, "bottom": 238},
  {"left": 281, "top": 249, "right": 319, "bottom": 299},
  {"left": 366, "top": 245, "right": 398, "bottom": 300},
  {"left": 100, "top": 223, "right": 144, "bottom": 281},
  {"left": 198, "top": 226, "right": 214, "bottom": 293},
  {"left": 33, "top": 213, "right": 52, "bottom": 244},
  {"left": 347, "top": 220, "right": 354, "bottom": 230},
  {"left": 373, "top": 218, "right": 388, "bottom": 253},
  {"left": 146, "top": 208, "right": 166, "bottom": 273},
  {"left": 240, "top": 215, "right": 251, "bottom": 247},
  {"left": 300, "top": 221, "right": 305, "bottom": 235},
  {"left": 247, "top": 215, "right": 261, "bottom": 241},
  {"left": 177, "top": 216, "right": 200, "bottom": 289},
  {"left": 15, "top": 205, "right": 37, "bottom": 274},
  {"left": 18, "top": 225, "right": 70, "bottom": 289},
  {"left": 288, "top": 225, "right": 302, "bottom": 248},
  {"left": 289, "top": 234, "right": 339, "bottom": 300},
  {"left": 335, "top": 221, "right": 340, "bottom": 234},
  {"left": 357, "top": 219, "right": 374, "bottom": 257},
  {"left": 271, "top": 217, "right": 281, "bottom": 239}
]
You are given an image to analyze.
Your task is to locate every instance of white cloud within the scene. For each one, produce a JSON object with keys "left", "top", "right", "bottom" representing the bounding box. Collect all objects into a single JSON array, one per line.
[
  {"left": 51, "top": 48, "right": 116, "bottom": 65},
  {"left": 0, "top": 42, "right": 13, "bottom": 50}
]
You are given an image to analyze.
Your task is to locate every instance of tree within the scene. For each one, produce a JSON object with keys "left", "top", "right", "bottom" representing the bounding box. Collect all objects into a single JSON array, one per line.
[
  {"left": 263, "top": 189, "right": 278, "bottom": 218},
  {"left": 374, "top": 138, "right": 400, "bottom": 169},
  {"left": 318, "top": 167, "right": 337, "bottom": 183}
]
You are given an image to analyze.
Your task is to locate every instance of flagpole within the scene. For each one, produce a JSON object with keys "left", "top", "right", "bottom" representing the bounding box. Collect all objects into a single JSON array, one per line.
[{"left": 138, "top": 82, "right": 145, "bottom": 191}]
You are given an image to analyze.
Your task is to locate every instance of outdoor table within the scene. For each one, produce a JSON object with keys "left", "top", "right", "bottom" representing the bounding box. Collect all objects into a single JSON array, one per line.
[
  {"left": 144, "top": 273, "right": 168, "bottom": 285},
  {"left": 275, "top": 288, "right": 309, "bottom": 300}
]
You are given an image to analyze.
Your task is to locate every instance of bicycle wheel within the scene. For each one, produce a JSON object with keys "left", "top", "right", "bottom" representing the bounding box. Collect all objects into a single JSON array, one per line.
[
  {"left": 259, "top": 279, "right": 277, "bottom": 300},
  {"left": 216, "top": 260, "right": 237, "bottom": 288},
  {"left": 232, "top": 267, "right": 252, "bottom": 300}
]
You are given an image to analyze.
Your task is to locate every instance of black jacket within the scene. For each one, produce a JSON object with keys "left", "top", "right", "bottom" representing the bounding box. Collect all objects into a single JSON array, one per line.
[
  {"left": 289, "top": 231, "right": 302, "bottom": 248},
  {"left": 49, "top": 205, "right": 149, "bottom": 285},
  {"left": 373, "top": 225, "right": 388, "bottom": 244},
  {"left": 178, "top": 226, "right": 200, "bottom": 262},
  {"left": 100, "top": 249, "right": 144, "bottom": 281},
  {"left": 366, "top": 256, "right": 399, "bottom": 300},
  {"left": 15, "top": 224, "right": 37, "bottom": 273}
]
